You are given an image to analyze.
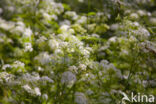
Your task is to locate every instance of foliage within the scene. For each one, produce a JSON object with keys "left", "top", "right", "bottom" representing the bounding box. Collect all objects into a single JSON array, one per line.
[{"left": 0, "top": 0, "right": 156, "bottom": 104}]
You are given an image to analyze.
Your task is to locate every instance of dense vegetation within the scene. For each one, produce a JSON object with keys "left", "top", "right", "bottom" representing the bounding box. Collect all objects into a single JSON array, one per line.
[{"left": 0, "top": 0, "right": 156, "bottom": 104}]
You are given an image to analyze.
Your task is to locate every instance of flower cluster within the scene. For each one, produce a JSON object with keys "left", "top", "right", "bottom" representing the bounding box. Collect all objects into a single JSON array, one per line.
[{"left": 0, "top": 0, "right": 155, "bottom": 104}]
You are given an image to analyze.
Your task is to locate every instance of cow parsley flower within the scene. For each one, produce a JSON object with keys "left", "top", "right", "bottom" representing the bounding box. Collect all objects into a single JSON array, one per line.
[
  {"left": 40, "top": 76, "right": 54, "bottom": 83},
  {"left": 54, "top": 49, "right": 63, "bottom": 55},
  {"left": 22, "top": 84, "right": 33, "bottom": 94},
  {"left": 81, "top": 49, "right": 90, "bottom": 57},
  {"left": 133, "top": 27, "right": 150, "bottom": 40},
  {"left": 24, "top": 42, "right": 33, "bottom": 52},
  {"left": 13, "top": 61, "right": 25, "bottom": 68},
  {"left": 35, "top": 52, "right": 51, "bottom": 65},
  {"left": 61, "top": 71, "right": 76, "bottom": 87},
  {"left": 59, "top": 20, "right": 71, "bottom": 26},
  {"left": 59, "top": 42, "right": 68, "bottom": 48},
  {"left": 0, "top": 72, "right": 14, "bottom": 83},
  {"left": 43, "top": 12, "right": 52, "bottom": 20},
  {"left": 78, "top": 0, "right": 84, "bottom": 3},
  {"left": 34, "top": 87, "right": 41, "bottom": 96},
  {"left": 36, "top": 36, "right": 47, "bottom": 44},
  {"left": 78, "top": 64, "right": 87, "bottom": 71},
  {"left": 129, "top": 13, "right": 139, "bottom": 20},
  {"left": 51, "top": 14, "right": 58, "bottom": 20},
  {"left": 110, "top": 24, "right": 119, "bottom": 31},
  {"left": 74, "top": 92, "right": 87, "bottom": 104},
  {"left": 59, "top": 25, "right": 70, "bottom": 33},
  {"left": 2, "top": 64, "right": 12, "bottom": 70},
  {"left": 77, "top": 16, "right": 87, "bottom": 24},
  {"left": 68, "top": 65, "right": 78, "bottom": 73},
  {"left": 133, "top": 22, "right": 139, "bottom": 27},
  {"left": 109, "top": 36, "right": 117, "bottom": 42},
  {"left": 149, "top": 18, "right": 156, "bottom": 25},
  {"left": 13, "top": 21, "right": 25, "bottom": 33},
  {"left": 22, "top": 72, "right": 40, "bottom": 82},
  {"left": 42, "top": 94, "right": 48, "bottom": 100},
  {"left": 86, "top": 89, "right": 94, "bottom": 95},
  {"left": 12, "top": 61, "right": 25, "bottom": 72},
  {"left": 0, "top": 19, "right": 15, "bottom": 30},
  {"left": 137, "top": 10, "right": 147, "bottom": 16},
  {"left": 24, "top": 28, "right": 32, "bottom": 37},
  {"left": 91, "top": 33, "right": 100, "bottom": 38},
  {"left": 37, "top": 66, "right": 44, "bottom": 71},
  {"left": 49, "top": 39, "right": 59, "bottom": 50},
  {"left": 65, "top": 11, "right": 78, "bottom": 20}
]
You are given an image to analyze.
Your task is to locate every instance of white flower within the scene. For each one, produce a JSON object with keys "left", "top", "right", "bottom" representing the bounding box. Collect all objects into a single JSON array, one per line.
[
  {"left": 42, "top": 94, "right": 48, "bottom": 100},
  {"left": 70, "top": 35, "right": 80, "bottom": 43},
  {"left": 85, "top": 73, "right": 89, "bottom": 77},
  {"left": 61, "top": 71, "right": 76, "bottom": 87},
  {"left": 91, "top": 34, "right": 100, "bottom": 38},
  {"left": 40, "top": 76, "right": 54, "bottom": 83},
  {"left": 121, "top": 49, "right": 129, "bottom": 55},
  {"left": 36, "top": 36, "right": 47, "bottom": 43},
  {"left": 75, "top": 92, "right": 87, "bottom": 104},
  {"left": 130, "top": 13, "right": 139, "bottom": 20},
  {"left": 2, "top": 64, "right": 12, "bottom": 70},
  {"left": 86, "top": 47, "right": 93, "bottom": 52},
  {"left": 49, "top": 39, "right": 59, "bottom": 50},
  {"left": 134, "top": 27, "right": 150, "bottom": 40},
  {"left": 137, "top": 10, "right": 146, "bottom": 16},
  {"left": 59, "top": 42, "right": 68, "bottom": 48},
  {"left": 37, "top": 66, "right": 44, "bottom": 71},
  {"left": 69, "top": 28, "right": 75, "bottom": 34},
  {"left": 129, "top": 36, "right": 137, "bottom": 41},
  {"left": 110, "top": 24, "right": 119, "bottom": 31},
  {"left": 133, "top": 22, "right": 139, "bottom": 27},
  {"left": 149, "top": 18, "right": 156, "bottom": 25},
  {"left": 24, "top": 42, "right": 33, "bottom": 52},
  {"left": 17, "top": 21, "right": 25, "bottom": 27},
  {"left": 78, "top": 0, "right": 84, "bottom": 3},
  {"left": 22, "top": 73, "right": 40, "bottom": 82},
  {"left": 59, "top": 20, "right": 71, "bottom": 26},
  {"left": 77, "top": 16, "right": 87, "bottom": 24},
  {"left": 13, "top": 21, "right": 25, "bottom": 33},
  {"left": 78, "top": 64, "right": 87, "bottom": 71},
  {"left": 43, "top": 12, "right": 52, "bottom": 20},
  {"left": 8, "top": 6, "right": 15, "bottom": 12},
  {"left": 59, "top": 25, "right": 70, "bottom": 33},
  {"left": 35, "top": 52, "right": 51, "bottom": 65},
  {"left": 81, "top": 49, "right": 90, "bottom": 57},
  {"left": 88, "top": 61, "right": 99, "bottom": 69},
  {"left": 0, "top": 72, "right": 14, "bottom": 83},
  {"left": 147, "top": 12, "right": 151, "bottom": 16},
  {"left": 23, "top": 85, "right": 41, "bottom": 96},
  {"left": 109, "top": 36, "right": 117, "bottom": 42},
  {"left": 24, "top": 28, "right": 32, "bottom": 37},
  {"left": 14, "top": 26, "right": 25, "bottom": 33},
  {"left": 57, "top": 34, "right": 68, "bottom": 40},
  {"left": 22, "top": 84, "right": 33, "bottom": 94},
  {"left": 51, "top": 14, "right": 58, "bottom": 20},
  {"left": 86, "top": 89, "right": 94, "bottom": 95},
  {"left": 0, "top": 21, "right": 14, "bottom": 30},
  {"left": 54, "top": 49, "right": 63, "bottom": 55},
  {"left": 13, "top": 61, "right": 25, "bottom": 68},
  {"left": 34, "top": 87, "right": 41, "bottom": 96},
  {"left": 55, "top": 3, "right": 64, "bottom": 14},
  {"left": 67, "top": 48, "right": 75, "bottom": 53},
  {"left": 65, "top": 11, "right": 78, "bottom": 20},
  {"left": 68, "top": 65, "right": 78, "bottom": 73}
]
